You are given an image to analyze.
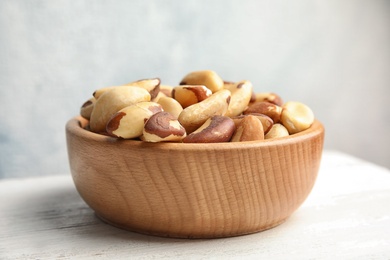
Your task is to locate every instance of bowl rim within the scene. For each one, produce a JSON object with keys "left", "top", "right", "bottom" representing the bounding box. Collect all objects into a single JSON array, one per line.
[{"left": 66, "top": 116, "right": 324, "bottom": 151}]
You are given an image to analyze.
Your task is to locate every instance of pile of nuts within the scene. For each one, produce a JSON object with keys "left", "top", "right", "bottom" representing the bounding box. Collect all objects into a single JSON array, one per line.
[{"left": 80, "top": 70, "right": 314, "bottom": 143}]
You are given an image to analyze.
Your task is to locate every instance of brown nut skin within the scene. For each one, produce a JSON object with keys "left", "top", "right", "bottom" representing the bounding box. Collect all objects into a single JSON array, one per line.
[
  {"left": 172, "top": 85, "right": 212, "bottom": 108},
  {"left": 90, "top": 86, "right": 151, "bottom": 133},
  {"left": 231, "top": 115, "right": 264, "bottom": 142},
  {"left": 244, "top": 101, "right": 282, "bottom": 123},
  {"left": 180, "top": 70, "right": 224, "bottom": 93},
  {"left": 106, "top": 101, "right": 163, "bottom": 139},
  {"left": 178, "top": 89, "right": 231, "bottom": 134},
  {"left": 224, "top": 80, "right": 253, "bottom": 117},
  {"left": 254, "top": 92, "right": 283, "bottom": 106},
  {"left": 265, "top": 123, "right": 289, "bottom": 139},
  {"left": 80, "top": 97, "right": 96, "bottom": 120},
  {"left": 232, "top": 113, "right": 273, "bottom": 134},
  {"left": 281, "top": 101, "right": 314, "bottom": 134},
  {"left": 183, "top": 116, "right": 235, "bottom": 143},
  {"left": 142, "top": 111, "right": 186, "bottom": 142},
  {"left": 124, "top": 78, "right": 161, "bottom": 100},
  {"left": 156, "top": 96, "right": 183, "bottom": 119}
]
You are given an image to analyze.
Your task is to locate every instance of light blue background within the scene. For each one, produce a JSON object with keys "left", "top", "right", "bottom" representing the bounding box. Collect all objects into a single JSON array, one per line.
[{"left": 1, "top": 0, "right": 389, "bottom": 178}]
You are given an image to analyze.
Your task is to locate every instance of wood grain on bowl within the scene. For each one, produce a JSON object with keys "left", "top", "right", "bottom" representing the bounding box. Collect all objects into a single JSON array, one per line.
[{"left": 66, "top": 116, "right": 324, "bottom": 238}]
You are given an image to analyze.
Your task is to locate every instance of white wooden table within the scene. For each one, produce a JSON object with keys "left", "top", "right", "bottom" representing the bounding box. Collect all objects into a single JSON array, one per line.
[{"left": 1, "top": 150, "right": 389, "bottom": 259}]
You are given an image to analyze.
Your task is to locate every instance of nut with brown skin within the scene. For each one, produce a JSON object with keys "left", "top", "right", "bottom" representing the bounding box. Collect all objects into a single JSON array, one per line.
[
  {"left": 80, "top": 97, "right": 96, "bottom": 120},
  {"left": 254, "top": 92, "right": 283, "bottom": 106},
  {"left": 244, "top": 101, "right": 282, "bottom": 123},
  {"left": 93, "top": 78, "right": 160, "bottom": 100},
  {"left": 142, "top": 111, "right": 187, "bottom": 142},
  {"left": 232, "top": 113, "right": 274, "bottom": 134},
  {"left": 231, "top": 115, "right": 264, "bottom": 142},
  {"left": 183, "top": 116, "right": 235, "bottom": 143},
  {"left": 265, "top": 123, "right": 289, "bottom": 139},
  {"left": 178, "top": 89, "right": 231, "bottom": 133},
  {"left": 124, "top": 78, "right": 161, "bottom": 100},
  {"left": 89, "top": 86, "right": 151, "bottom": 133},
  {"left": 180, "top": 70, "right": 224, "bottom": 93},
  {"left": 280, "top": 101, "right": 314, "bottom": 134},
  {"left": 106, "top": 101, "right": 163, "bottom": 139},
  {"left": 156, "top": 96, "right": 183, "bottom": 119},
  {"left": 93, "top": 86, "right": 120, "bottom": 99},
  {"left": 172, "top": 85, "right": 212, "bottom": 108},
  {"left": 224, "top": 80, "right": 253, "bottom": 117}
]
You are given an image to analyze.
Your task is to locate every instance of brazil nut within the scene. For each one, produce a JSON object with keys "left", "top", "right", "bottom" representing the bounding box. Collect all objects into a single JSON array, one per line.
[
  {"left": 254, "top": 92, "right": 283, "bottom": 106},
  {"left": 183, "top": 116, "right": 235, "bottom": 143},
  {"left": 178, "top": 89, "right": 231, "bottom": 133},
  {"left": 142, "top": 111, "right": 186, "bottom": 142},
  {"left": 224, "top": 80, "right": 253, "bottom": 117},
  {"left": 156, "top": 96, "right": 183, "bottom": 119},
  {"left": 231, "top": 115, "right": 264, "bottom": 142},
  {"left": 265, "top": 123, "right": 289, "bottom": 139},
  {"left": 80, "top": 97, "right": 96, "bottom": 120},
  {"left": 125, "top": 78, "right": 161, "bottom": 100},
  {"left": 160, "top": 85, "right": 173, "bottom": 97},
  {"left": 280, "top": 101, "right": 314, "bottom": 134},
  {"left": 180, "top": 70, "right": 224, "bottom": 93},
  {"left": 232, "top": 113, "right": 273, "bottom": 134},
  {"left": 106, "top": 101, "right": 162, "bottom": 139},
  {"left": 89, "top": 86, "right": 151, "bottom": 133},
  {"left": 172, "top": 85, "right": 212, "bottom": 108},
  {"left": 244, "top": 101, "right": 282, "bottom": 123}
]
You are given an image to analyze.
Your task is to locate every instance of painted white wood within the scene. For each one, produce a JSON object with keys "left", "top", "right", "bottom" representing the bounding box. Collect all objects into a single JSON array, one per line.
[{"left": 1, "top": 150, "right": 389, "bottom": 259}]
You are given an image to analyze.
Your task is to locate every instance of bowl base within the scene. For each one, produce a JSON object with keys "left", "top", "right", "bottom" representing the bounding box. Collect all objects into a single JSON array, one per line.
[{"left": 95, "top": 213, "right": 288, "bottom": 239}]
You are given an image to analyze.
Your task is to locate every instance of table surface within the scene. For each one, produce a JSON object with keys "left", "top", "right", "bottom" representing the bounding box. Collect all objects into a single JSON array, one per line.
[{"left": 1, "top": 150, "right": 389, "bottom": 259}]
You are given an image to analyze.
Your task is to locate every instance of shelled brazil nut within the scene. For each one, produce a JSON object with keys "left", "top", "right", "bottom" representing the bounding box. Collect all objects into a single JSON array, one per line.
[{"left": 80, "top": 70, "right": 315, "bottom": 143}]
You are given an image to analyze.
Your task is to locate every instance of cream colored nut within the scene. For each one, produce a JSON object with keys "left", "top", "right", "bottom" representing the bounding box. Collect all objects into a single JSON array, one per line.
[
  {"left": 89, "top": 86, "right": 151, "bottom": 133},
  {"left": 265, "top": 123, "right": 289, "bottom": 139},
  {"left": 124, "top": 78, "right": 161, "bottom": 100},
  {"left": 172, "top": 85, "right": 212, "bottom": 108},
  {"left": 224, "top": 80, "right": 253, "bottom": 117},
  {"left": 80, "top": 97, "right": 96, "bottom": 120},
  {"left": 151, "top": 91, "right": 166, "bottom": 102},
  {"left": 281, "top": 101, "right": 314, "bottom": 134},
  {"left": 93, "top": 78, "right": 160, "bottom": 100},
  {"left": 183, "top": 116, "right": 235, "bottom": 143},
  {"left": 106, "top": 101, "right": 162, "bottom": 139},
  {"left": 156, "top": 96, "right": 183, "bottom": 119},
  {"left": 223, "top": 81, "right": 235, "bottom": 89},
  {"left": 231, "top": 115, "right": 264, "bottom": 142},
  {"left": 160, "top": 85, "right": 174, "bottom": 97},
  {"left": 232, "top": 113, "right": 273, "bottom": 134},
  {"left": 178, "top": 89, "right": 231, "bottom": 133},
  {"left": 180, "top": 70, "right": 224, "bottom": 93},
  {"left": 142, "top": 111, "right": 186, "bottom": 142},
  {"left": 244, "top": 101, "right": 282, "bottom": 123},
  {"left": 255, "top": 92, "right": 283, "bottom": 106},
  {"left": 93, "top": 86, "right": 120, "bottom": 99}
]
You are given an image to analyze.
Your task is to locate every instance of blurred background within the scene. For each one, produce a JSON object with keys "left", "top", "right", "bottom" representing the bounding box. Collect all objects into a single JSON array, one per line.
[{"left": 0, "top": 0, "right": 389, "bottom": 178}]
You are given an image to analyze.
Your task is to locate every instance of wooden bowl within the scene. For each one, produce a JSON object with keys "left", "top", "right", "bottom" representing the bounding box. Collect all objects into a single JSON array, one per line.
[{"left": 66, "top": 116, "right": 324, "bottom": 238}]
